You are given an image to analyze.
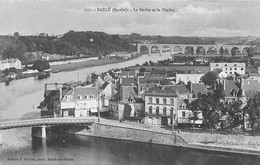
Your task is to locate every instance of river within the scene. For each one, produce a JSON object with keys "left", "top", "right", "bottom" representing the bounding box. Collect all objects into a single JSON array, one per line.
[{"left": 0, "top": 52, "right": 259, "bottom": 165}]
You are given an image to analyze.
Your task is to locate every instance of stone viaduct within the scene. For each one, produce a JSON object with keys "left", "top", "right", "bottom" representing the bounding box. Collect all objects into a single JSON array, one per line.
[{"left": 137, "top": 43, "right": 253, "bottom": 55}]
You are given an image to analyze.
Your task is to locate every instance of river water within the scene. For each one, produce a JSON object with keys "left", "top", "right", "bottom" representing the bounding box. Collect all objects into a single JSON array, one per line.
[{"left": 0, "top": 53, "right": 259, "bottom": 165}]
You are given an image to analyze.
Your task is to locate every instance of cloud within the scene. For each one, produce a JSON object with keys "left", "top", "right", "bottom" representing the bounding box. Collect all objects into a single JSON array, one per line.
[
  {"left": 168, "top": 4, "right": 224, "bottom": 20},
  {"left": 178, "top": 4, "right": 221, "bottom": 15},
  {"left": 118, "top": 1, "right": 132, "bottom": 8},
  {"left": 198, "top": 27, "right": 245, "bottom": 37}
]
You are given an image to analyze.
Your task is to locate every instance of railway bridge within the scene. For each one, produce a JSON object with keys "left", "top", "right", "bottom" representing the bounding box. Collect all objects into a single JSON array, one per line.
[{"left": 137, "top": 43, "right": 254, "bottom": 55}]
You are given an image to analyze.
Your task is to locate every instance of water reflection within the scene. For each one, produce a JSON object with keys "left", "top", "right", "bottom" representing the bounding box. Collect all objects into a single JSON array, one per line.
[{"left": 1, "top": 129, "right": 260, "bottom": 165}]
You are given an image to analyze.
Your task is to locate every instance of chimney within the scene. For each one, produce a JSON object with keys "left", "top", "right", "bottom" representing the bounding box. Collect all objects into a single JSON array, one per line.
[
  {"left": 44, "top": 84, "right": 47, "bottom": 91},
  {"left": 72, "top": 86, "right": 75, "bottom": 95},
  {"left": 223, "top": 79, "right": 225, "bottom": 91},
  {"left": 59, "top": 87, "right": 62, "bottom": 100},
  {"left": 55, "top": 82, "right": 58, "bottom": 90}
]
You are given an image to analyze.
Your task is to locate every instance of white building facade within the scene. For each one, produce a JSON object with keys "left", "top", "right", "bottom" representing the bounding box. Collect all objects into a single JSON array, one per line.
[
  {"left": 210, "top": 63, "right": 246, "bottom": 75},
  {"left": 0, "top": 58, "right": 22, "bottom": 70},
  {"left": 144, "top": 88, "right": 178, "bottom": 126}
]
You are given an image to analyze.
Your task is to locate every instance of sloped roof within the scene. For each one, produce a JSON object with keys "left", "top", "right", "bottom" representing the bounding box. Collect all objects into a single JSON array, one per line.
[
  {"left": 178, "top": 99, "right": 188, "bottom": 110},
  {"left": 100, "top": 81, "right": 109, "bottom": 90},
  {"left": 171, "top": 85, "right": 190, "bottom": 95},
  {"left": 159, "top": 79, "right": 174, "bottom": 86},
  {"left": 67, "top": 87, "right": 98, "bottom": 99},
  {"left": 212, "top": 68, "right": 223, "bottom": 76},
  {"left": 145, "top": 86, "right": 178, "bottom": 97},
  {"left": 224, "top": 79, "right": 239, "bottom": 97},
  {"left": 120, "top": 70, "right": 136, "bottom": 77},
  {"left": 111, "top": 92, "right": 120, "bottom": 101},
  {"left": 122, "top": 77, "right": 137, "bottom": 86},
  {"left": 191, "top": 83, "right": 207, "bottom": 98},
  {"left": 120, "top": 86, "right": 139, "bottom": 103},
  {"left": 138, "top": 77, "right": 160, "bottom": 84}
]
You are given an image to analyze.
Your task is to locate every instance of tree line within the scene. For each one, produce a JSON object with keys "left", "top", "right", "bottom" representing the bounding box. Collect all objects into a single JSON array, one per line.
[{"left": 0, "top": 31, "right": 136, "bottom": 63}]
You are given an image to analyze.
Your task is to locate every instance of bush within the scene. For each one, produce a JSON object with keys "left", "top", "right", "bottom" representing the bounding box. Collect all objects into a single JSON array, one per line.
[{"left": 32, "top": 60, "right": 50, "bottom": 72}]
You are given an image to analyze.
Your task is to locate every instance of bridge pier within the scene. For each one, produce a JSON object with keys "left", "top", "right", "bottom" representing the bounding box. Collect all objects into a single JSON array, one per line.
[{"left": 32, "top": 125, "right": 47, "bottom": 139}]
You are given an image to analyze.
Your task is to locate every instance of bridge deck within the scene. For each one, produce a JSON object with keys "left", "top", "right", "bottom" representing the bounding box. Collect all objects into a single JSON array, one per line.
[{"left": 0, "top": 118, "right": 96, "bottom": 130}]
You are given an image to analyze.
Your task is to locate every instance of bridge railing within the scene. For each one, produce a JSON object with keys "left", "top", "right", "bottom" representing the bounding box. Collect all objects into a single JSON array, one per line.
[{"left": 0, "top": 118, "right": 97, "bottom": 130}]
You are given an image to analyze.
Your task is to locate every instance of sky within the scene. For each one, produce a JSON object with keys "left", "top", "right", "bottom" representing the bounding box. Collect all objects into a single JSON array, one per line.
[{"left": 0, "top": 0, "right": 259, "bottom": 37}]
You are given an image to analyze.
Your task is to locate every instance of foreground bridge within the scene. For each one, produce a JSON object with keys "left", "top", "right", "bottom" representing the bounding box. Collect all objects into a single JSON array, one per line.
[
  {"left": 0, "top": 118, "right": 96, "bottom": 141},
  {"left": 137, "top": 43, "right": 254, "bottom": 55}
]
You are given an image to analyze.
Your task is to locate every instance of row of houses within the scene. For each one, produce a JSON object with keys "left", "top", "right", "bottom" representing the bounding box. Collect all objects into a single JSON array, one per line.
[{"left": 39, "top": 62, "right": 260, "bottom": 129}]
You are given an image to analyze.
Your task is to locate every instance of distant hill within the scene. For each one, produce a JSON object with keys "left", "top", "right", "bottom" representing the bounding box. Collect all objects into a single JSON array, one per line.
[
  {"left": 123, "top": 33, "right": 259, "bottom": 45},
  {"left": 0, "top": 31, "right": 136, "bottom": 63}
]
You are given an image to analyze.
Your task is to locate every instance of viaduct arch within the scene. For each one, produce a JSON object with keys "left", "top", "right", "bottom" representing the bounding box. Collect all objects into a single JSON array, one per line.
[{"left": 137, "top": 44, "right": 253, "bottom": 55}]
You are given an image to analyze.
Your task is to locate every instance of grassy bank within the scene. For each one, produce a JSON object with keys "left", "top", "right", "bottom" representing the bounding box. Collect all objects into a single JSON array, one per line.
[
  {"left": 50, "top": 54, "right": 142, "bottom": 72},
  {"left": 50, "top": 59, "right": 125, "bottom": 72}
]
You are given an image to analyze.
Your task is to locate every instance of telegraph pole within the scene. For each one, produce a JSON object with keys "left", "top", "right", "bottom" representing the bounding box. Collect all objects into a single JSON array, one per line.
[{"left": 97, "top": 82, "right": 100, "bottom": 122}]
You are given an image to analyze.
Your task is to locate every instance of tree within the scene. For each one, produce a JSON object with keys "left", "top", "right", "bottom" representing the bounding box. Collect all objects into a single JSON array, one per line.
[
  {"left": 187, "top": 94, "right": 222, "bottom": 134},
  {"left": 201, "top": 71, "right": 218, "bottom": 88},
  {"left": 186, "top": 99, "right": 201, "bottom": 132},
  {"left": 32, "top": 60, "right": 50, "bottom": 72},
  {"left": 220, "top": 47, "right": 224, "bottom": 56},
  {"left": 222, "top": 101, "right": 242, "bottom": 134},
  {"left": 244, "top": 92, "right": 260, "bottom": 136},
  {"left": 199, "top": 94, "right": 222, "bottom": 133},
  {"left": 139, "top": 67, "right": 146, "bottom": 73},
  {"left": 143, "top": 61, "right": 149, "bottom": 66}
]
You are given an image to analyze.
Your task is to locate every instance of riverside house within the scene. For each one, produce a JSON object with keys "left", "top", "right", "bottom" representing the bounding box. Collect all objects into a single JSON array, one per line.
[
  {"left": 144, "top": 86, "right": 178, "bottom": 126},
  {"left": 0, "top": 58, "right": 22, "bottom": 70},
  {"left": 109, "top": 77, "right": 144, "bottom": 121},
  {"left": 61, "top": 87, "right": 98, "bottom": 117}
]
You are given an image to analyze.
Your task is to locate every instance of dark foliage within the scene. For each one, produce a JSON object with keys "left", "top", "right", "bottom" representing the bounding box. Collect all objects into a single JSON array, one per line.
[{"left": 32, "top": 60, "right": 50, "bottom": 72}]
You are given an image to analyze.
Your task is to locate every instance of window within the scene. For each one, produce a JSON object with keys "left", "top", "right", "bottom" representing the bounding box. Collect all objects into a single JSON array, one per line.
[
  {"left": 225, "top": 68, "right": 227, "bottom": 70},
  {"left": 163, "top": 107, "right": 166, "bottom": 115},
  {"left": 149, "top": 97, "right": 152, "bottom": 103},
  {"left": 156, "top": 107, "right": 159, "bottom": 115},
  {"left": 182, "top": 111, "right": 186, "bottom": 117},
  {"left": 156, "top": 98, "right": 159, "bottom": 104},
  {"left": 84, "top": 103, "right": 86, "bottom": 105},
  {"left": 163, "top": 98, "right": 167, "bottom": 104},
  {"left": 78, "top": 95, "right": 81, "bottom": 99},
  {"left": 84, "top": 95, "right": 87, "bottom": 99},
  {"left": 241, "top": 68, "right": 244, "bottom": 70},
  {"left": 170, "top": 107, "right": 173, "bottom": 115},
  {"left": 170, "top": 99, "right": 174, "bottom": 105},
  {"left": 230, "top": 72, "right": 232, "bottom": 74},
  {"left": 230, "top": 68, "right": 232, "bottom": 70},
  {"left": 149, "top": 106, "right": 152, "bottom": 114},
  {"left": 235, "top": 68, "right": 237, "bottom": 70}
]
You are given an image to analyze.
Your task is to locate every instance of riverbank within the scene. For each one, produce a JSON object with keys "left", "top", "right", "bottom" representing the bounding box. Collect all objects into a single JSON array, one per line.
[
  {"left": 50, "top": 58, "right": 125, "bottom": 72},
  {"left": 50, "top": 54, "right": 142, "bottom": 72},
  {"left": 57, "top": 118, "right": 260, "bottom": 156},
  {"left": 0, "top": 54, "right": 142, "bottom": 83}
]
